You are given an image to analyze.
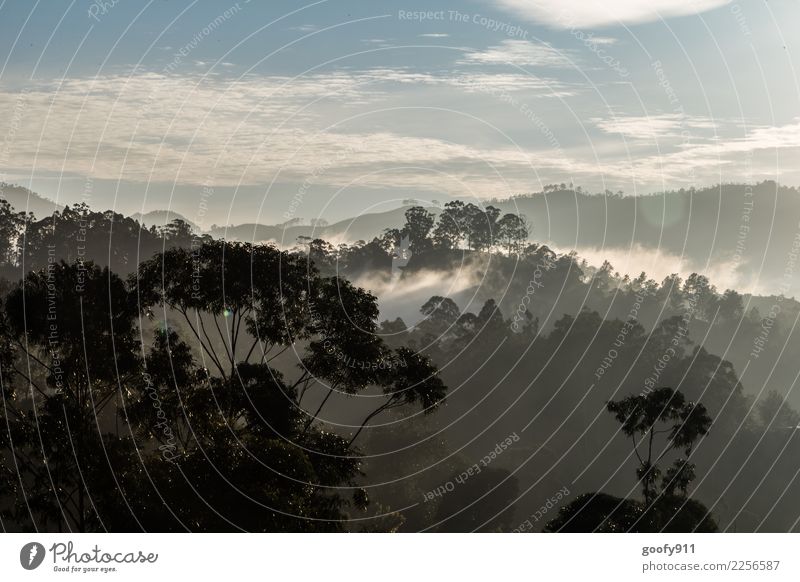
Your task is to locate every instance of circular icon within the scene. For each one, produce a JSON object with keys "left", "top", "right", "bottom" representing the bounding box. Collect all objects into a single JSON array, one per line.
[{"left": 20, "top": 542, "right": 46, "bottom": 570}]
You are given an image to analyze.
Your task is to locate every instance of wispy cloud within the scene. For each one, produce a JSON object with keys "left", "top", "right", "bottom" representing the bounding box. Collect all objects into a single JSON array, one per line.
[
  {"left": 594, "top": 114, "right": 718, "bottom": 140},
  {"left": 419, "top": 33, "right": 450, "bottom": 38},
  {"left": 461, "top": 39, "right": 576, "bottom": 68},
  {"left": 0, "top": 71, "right": 580, "bottom": 197},
  {"left": 453, "top": 72, "right": 575, "bottom": 95},
  {"left": 589, "top": 115, "right": 800, "bottom": 185}
]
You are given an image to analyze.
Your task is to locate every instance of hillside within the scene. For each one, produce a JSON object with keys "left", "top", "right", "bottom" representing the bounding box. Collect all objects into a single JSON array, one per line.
[
  {"left": 493, "top": 182, "right": 800, "bottom": 293},
  {"left": 210, "top": 182, "right": 799, "bottom": 293},
  {"left": 16, "top": 182, "right": 800, "bottom": 294},
  {"left": 0, "top": 183, "right": 62, "bottom": 218},
  {"left": 204, "top": 182, "right": 798, "bottom": 291},
  {"left": 207, "top": 205, "right": 435, "bottom": 245}
]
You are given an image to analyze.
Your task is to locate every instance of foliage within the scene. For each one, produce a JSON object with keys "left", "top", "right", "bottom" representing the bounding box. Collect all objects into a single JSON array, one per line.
[{"left": 0, "top": 240, "right": 449, "bottom": 531}]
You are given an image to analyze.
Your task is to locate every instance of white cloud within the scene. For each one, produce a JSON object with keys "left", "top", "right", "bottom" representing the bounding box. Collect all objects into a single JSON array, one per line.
[
  {"left": 461, "top": 39, "right": 576, "bottom": 68},
  {"left": 419, "top": 33, "right": 450, "bottom": 38},
  {"left": 492, "top": 0, "right": 731, "bottom": 29},
  {"left": 0, "top": 71, "right": 581, "bottom": 198},
  {"left": 587, "top": 117, "right": 800, "bottom": 187},
  {"left": 453, "top": 72, "right": 575, "bottom": 95},
  {"left": 594, "top": 114, "right": 717, "bottom": 140},
  {"left": 726, "top": 119, "right": 800, "bottom": 152},
  {"left": 3, "top": 70, "right": 796, "bottom": 204}
]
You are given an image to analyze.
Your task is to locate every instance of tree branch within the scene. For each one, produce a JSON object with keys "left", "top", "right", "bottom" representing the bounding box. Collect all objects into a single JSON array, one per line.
[
  {"left": 181, "top": 309, "right": 226, "bottom": 378},
  {"left": 348, "top": 395, "right": 399, "bottom": 447}
]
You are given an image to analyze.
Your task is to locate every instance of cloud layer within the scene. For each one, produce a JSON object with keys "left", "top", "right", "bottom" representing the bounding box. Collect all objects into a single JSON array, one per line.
[{"left": 1, "top": 68, "right": 798, "bottom": 207}]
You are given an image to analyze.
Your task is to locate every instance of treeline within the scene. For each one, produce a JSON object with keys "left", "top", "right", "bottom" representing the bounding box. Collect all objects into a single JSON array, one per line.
[
  {"left": 385, "top": 202, "right": 529, "bottom": 255},
  {"left": 0, "top": 200, "right": 529, "bottom": 285},
  {"left": 0, "top": 200, "right": 209, "bottom": 277},
  {"left": 293, "top": 203, "right": 529, "bottom": 280}
]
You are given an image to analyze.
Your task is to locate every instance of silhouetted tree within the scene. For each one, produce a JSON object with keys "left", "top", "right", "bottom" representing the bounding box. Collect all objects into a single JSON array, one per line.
[
  {"left": 401, "top": 206, "right": 435, "bottom": 256},
  {"left": 607, "top": 387, "right": 711, "bottom": 504},
  {"left": 545, "top": 388, "right": 716, "bottom": 532},
  {"left": 134, "top": 240, "right": 447, "bottom": 446},
  {"left": 0, "top": 261, "right": 140, "bottom": 531},
  {"left": 432, "top": 201, "right": 465, "bottom": 250},
  {"left": 497, "top": 213, "right": 529, "bottom": 254},
  {"left": 0, "top": 199, "right": 29, "bottom": 267}
]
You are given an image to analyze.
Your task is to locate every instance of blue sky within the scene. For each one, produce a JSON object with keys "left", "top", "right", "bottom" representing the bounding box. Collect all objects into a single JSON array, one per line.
[{"left": 0, "top": 0, "right": 798, "bottom": 225}]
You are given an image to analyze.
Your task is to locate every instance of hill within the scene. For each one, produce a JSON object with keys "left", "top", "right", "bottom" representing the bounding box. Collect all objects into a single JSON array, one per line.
[
  {"left": 492, "top": 182, "right": 800, "bottom": 293},
  {"left": 207, "top": 205, "right": 433, "bottom": 246},
  {"left": 0, "top": 183, "right": 62, "bottom": 218}
]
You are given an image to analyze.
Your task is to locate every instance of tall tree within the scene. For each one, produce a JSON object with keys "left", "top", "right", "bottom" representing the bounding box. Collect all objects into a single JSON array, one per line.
[
  {"left": 432, "top": 201, "right": 466, "bottom": 250},
  {"left": 0, "top": 199, "right": 28, "bottom": 267},
  {"left": 606, "top": 387, "right": 712, "bottom": 504},
  {"left": 134, "top": 239, "right": 447, "bottom": 449},
  {"left": 401, "top": 206, "right": 435, "bottom": 256},
  {"left": 463, "top": 204, "right": 497, "bottom": 251},
  {"left": 497, "top": 213, "right": 529, "bottom": 254},
  {"left": 546, "top": 387, "right": 716, "bottom": 532}
]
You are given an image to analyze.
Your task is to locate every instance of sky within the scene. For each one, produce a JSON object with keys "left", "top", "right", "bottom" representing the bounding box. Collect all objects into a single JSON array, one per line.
[{"left": 0, "top": 0, "right": 798, "bottom": 226}]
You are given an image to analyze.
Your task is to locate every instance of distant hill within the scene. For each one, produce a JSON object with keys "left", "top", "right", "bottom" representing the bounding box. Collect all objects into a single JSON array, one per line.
[
  {"left": 208, "top": 205, "right": 432, "bottom": 245},
  {"left": 12, "top": 182, "right": 800, "bottom": 293},
  {"left": 492, "top": 181, "right": 800, "bottom": 293},
  {"left": 209, "top": 182, "right": 800, "bottom": 293},
  {"left": 0, "top": 183, "right": 62, "bottom": 218},
  {"left": 131, "top": 210, "right": 199, "bottom": 231}
]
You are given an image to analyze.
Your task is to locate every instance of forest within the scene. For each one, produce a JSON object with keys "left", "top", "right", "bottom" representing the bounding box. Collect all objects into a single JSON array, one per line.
[{"left": 1, "top": 193, "right": 799, "bottom": 532}]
